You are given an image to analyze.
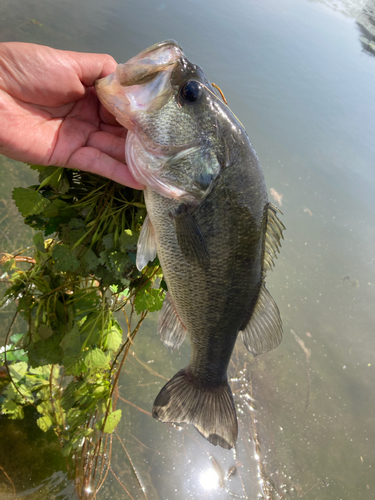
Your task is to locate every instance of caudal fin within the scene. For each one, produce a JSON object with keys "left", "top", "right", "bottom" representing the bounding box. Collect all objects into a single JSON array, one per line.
[{"left": 152, "top": 368, "right": 238, "bottom": 449}]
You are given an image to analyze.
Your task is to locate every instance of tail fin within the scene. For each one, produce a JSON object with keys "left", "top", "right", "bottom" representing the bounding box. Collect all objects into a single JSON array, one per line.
[{"left": 152, "top": 368, "right": 238, "bottom": 449}]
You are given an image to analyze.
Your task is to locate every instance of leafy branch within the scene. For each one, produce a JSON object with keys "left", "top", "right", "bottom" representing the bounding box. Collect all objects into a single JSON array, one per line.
[{"left": 0, "top": 165, "right": 165, "bottom": 499}]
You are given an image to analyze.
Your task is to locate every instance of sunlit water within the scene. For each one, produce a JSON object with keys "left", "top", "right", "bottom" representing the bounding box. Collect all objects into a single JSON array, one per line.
[{"left": 1, "top": 0, "right": 375, "bottom": 498}]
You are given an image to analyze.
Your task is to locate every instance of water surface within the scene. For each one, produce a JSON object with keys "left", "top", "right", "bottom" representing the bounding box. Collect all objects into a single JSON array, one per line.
[{"left": 0, "top": 0, "right": 374, "bottom": 498}]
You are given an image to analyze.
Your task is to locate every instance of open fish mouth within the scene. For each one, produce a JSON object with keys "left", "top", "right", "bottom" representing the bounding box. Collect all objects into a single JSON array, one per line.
[
  {"left": 95, "top": 40, "right": 183, "bottom": 130},
  {"left": 95, "top": 40, "right": 199, "bottom": 198}
]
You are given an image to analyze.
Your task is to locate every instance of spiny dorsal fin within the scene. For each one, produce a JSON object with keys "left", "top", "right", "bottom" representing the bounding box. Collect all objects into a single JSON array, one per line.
[
  {"left": 157, "top": 293, "right": 187, "bottom": 351},
  {"left": 262, "top": 203, "right": 285, "bottom": 276},
  {"left": 136, "top": 214, "right": 157, "bottom": 271},
  {"left": 241, "top": 282, "right": 282, "bottom": 355}
]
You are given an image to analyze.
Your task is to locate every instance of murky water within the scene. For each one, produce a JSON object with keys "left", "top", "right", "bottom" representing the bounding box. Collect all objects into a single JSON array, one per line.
[{"left": 1, "top": 0, "right": 375, "bottom": 498}]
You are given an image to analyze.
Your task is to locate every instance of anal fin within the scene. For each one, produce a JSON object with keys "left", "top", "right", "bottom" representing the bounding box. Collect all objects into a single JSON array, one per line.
[
  {"left": 241, "top": 282, "right": 283, "bottom": 355},
  {"left": 157, "top": 292, "right": 187, "bottom": 351},
  {"left": 136, "top": 214, "right": 157, "bottom": 271}
]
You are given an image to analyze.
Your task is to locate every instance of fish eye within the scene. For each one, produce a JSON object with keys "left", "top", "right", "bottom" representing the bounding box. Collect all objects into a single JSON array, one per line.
[{"left": 179, "top": 80, "right": 203, "bottom": 104}]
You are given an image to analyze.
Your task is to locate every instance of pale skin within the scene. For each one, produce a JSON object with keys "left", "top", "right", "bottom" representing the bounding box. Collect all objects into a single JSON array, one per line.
[{"left": 0, "top": 42, "right": 144, "bottom": 189}]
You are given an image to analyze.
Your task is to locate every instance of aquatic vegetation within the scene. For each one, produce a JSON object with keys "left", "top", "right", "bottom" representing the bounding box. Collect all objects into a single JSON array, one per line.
[{"left": 0, "top": 165, "right": 165, "bottom": 498}]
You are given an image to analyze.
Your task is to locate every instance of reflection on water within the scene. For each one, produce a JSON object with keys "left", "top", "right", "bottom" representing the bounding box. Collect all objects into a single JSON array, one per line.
[
  {"left": 358, "top": 0, "right": 375, "bottom": 54},
  {"left": 1, "top": 0, "right": 375, "bottom": 498},
  {"left": 311, "top": 0, "right": 375, "bottom": 54}
]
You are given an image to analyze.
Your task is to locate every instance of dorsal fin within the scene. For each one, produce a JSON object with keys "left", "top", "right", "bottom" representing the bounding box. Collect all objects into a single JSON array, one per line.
[
  {"left": 240, "top": 282, "right": 282, "bottom": 355},
  {"left": 262, "top": 203, "right": 285, "bottom": 276}
]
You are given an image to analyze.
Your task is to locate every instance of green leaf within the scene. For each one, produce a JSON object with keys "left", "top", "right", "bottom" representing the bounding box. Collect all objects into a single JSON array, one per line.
[
  {"left": 60, "top": 323, "right": 81, "bottom": 353},
  {"left": 128, "top": 201, "right": 145, "bottom": 208},
  {"left": 60, "top": 380, "right": 87, "bottom": 411},
  {"left": 29, "top": 365, "right": 54, "bottom": 377},
  {"left": 10, "top": 334, "right": 23, "bottom": 344},
  {"left": 71, "top": 290, "right": 100, "bottom": 322},
  {"left": 27, "top": 334, "right": 62, "bottom": 367},
  {"left": 119, "top": 229, "right": 138, "bottom": 252},
  {"left": 25, "top": 214, "right": 46, "bottom": 231},
  {"left": 12, "top": 187, "right": 51, "bottom": 217},
  {"left": 148, "top": 288, "right": 165, "bottom": 312},
  {"left": 134, "top": 287, "right": 165, "bottom": 314},
  {"left": 107, "top": 251, "right": 132, "bottom": 276},
  {"left": 28, "top": 164, "right": 48, "bottom": 172},
  {"left": 61, "top": 442, "right": 73, "bottom": 457},
  {"left": 160, "top": 279, "right": 168, "bottom": 292},
  {"left": 37, "top": 414, "right": 53, "bottom": 432},
  {"left": 52, "top": 245, "right": 80, "bottom": 273},
  {"left": 62, "top": 353, "right": 87, "bottom": 376},
  {"left": 60, "top": 323, "right": 85, "bottom": 374},
  {"left": 33, "top": 232, "right": 46, "bottom": 253},
  {"left": 9, "top": 348, "right": 28, "bottom": 363},
  {"left": 134, "top": 289, "right": 153, "bottom": 314},
  {"left": 45, "top": 206, "right": 79, "bottom": 235},
  {"left": 67, "top": 407, "right": 89, "bottom": 430},
  {"left": 104, "top": 321, "right": 122, "bottom": 352},
  {"left": 60, "top": 218, "right": 87, "bottom": 245},
  {"left": 1, "top": 399, "right": 23, "bottom": 418},
  {"left": 95, "top": 264, "right": 121, "bottom": 288},
  {"left": 96, "top": 409, "right": 122, "bottom": 433},
  {"left": 38, "top": 324, "right": 54, "bottom": 340},
  {"left": 58, "top": 172, "right": 70, "bottom": 194},
  {"left": 84, "top": 348, "right": 109, "bottom": 370},
  {"left": 77, "top": 247, "right": 99, "bottom": 273},
  {"left": 38, "top": 166, "right": 64, "bottom": 191},
  {"left": 102, "top": 233, "right": 114, "bottom": 251},
  {"left": 80, "top": 311, "right": 102, "bottom": 346},
  {"left": 8, "top": 361, "right": 28, "bottom": 383}
]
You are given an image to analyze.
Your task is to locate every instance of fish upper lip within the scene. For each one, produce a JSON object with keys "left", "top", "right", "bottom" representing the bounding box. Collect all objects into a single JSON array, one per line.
[
  {"left": 127, "top": 39, "right": 183, "bottom": 59},
  {"left": 114, "top": 40, "right": 183, "bottom": 88}
]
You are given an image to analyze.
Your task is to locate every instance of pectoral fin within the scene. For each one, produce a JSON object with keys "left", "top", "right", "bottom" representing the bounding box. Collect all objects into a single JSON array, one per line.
[
  {"left": 158, "top": 293, "right": 187, "bottom": 351},
  {"left": 240, "top": 282, "right": 282, "bottom": 355},
  {"left": 171, "top": 204, "right": 209, "bottom": 268},
  {"left": 136, "top": 215, "right": 157, "bottom": 271}
]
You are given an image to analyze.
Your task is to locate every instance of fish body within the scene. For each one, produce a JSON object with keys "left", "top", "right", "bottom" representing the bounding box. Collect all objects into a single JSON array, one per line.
[{"left": 96, "top": 41, "right": 284, "bottom": 449}]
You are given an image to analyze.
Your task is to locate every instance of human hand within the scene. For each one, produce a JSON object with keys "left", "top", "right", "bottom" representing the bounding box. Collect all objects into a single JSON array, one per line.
[{"left": 0, "top": 42, "right": 144, "bottom": 189}]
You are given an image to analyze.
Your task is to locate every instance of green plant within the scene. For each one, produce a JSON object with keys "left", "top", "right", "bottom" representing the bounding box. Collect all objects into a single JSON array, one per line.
[{"left": 0, "top": 166, "right": 165, "bottom": 499}]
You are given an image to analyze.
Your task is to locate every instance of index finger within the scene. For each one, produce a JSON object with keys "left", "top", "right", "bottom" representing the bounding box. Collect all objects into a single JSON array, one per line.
[{"left": 67, "top": 51, "right": 118, "bottom": 87}]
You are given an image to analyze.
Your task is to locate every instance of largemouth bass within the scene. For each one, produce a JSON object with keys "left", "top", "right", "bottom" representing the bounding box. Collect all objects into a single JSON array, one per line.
[{"left": 95, "top": 40, "right": 285, "bottom": 449}]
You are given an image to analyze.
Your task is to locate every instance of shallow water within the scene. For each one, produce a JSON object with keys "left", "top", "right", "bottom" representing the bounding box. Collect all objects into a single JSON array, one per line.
[{"left": 1, "top": 0, "right": 375, "bottom": 498}]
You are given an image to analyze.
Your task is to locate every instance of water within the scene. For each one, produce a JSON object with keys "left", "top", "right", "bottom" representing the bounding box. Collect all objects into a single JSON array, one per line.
[{"left": 1, "top": 0, "right": 375, "bottom": 498}]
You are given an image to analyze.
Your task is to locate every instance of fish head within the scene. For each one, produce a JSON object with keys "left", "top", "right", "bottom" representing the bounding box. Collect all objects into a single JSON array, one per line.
[{"left": 96, "top": 40, "right": 236, "bottom": 200}]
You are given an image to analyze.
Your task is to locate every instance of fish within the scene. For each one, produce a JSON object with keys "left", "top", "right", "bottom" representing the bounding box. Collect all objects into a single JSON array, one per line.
[{"left": 95, "top": 40, "right": 285, "bottom": 449}]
